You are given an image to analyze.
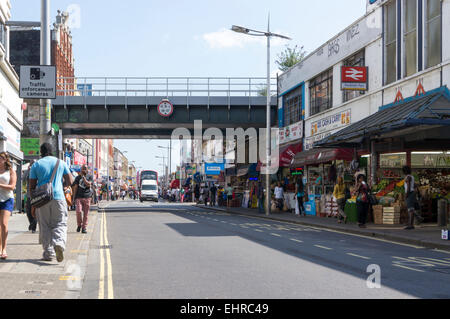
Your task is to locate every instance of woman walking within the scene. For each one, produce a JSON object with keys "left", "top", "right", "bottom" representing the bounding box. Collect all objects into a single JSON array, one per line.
[
  {"left": 295, "top": 177, "right": 305, "bottom": 216},
  {"left": 333, "top": 176, "right": 347, "bottom": 224},
  {"left": 353, "top": 174, "right": 369, "bottom": 228},
  {"left": 0, "top": 152, "right": 17, "bottom": 260}
]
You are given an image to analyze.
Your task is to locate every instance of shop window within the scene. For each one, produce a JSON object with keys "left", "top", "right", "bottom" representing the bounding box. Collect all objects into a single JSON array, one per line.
[
  {"left": 426, "top": 0, "right": 442, "bottom": 68},
  {"left": 283, "top": 86, "right": 302, "bottom": 126},
  {"left": 343, "top": 50, "right": 366, "bottom": 103},
  {"left": 404, "top": 0, "right": 417, "bottom": 77},
  {"left": 309, "top": 69, "right": 333, "bottom": 116},
  {"left": 384, "top": 0, "right": 397, "bottom": 85}
]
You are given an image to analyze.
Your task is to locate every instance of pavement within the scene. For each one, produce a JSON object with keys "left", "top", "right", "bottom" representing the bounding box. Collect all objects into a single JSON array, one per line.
[
  {"left": 0, "top": 205, "right": 99, "bottom": 299},
  {"left": 194, "top": 204, "right": 450, "bottom": 252}
]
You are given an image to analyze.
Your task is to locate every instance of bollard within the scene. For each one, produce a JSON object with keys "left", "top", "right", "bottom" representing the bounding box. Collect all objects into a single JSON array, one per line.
[{"left": 437, "top": 199, "right": 448, "bottom": 227}]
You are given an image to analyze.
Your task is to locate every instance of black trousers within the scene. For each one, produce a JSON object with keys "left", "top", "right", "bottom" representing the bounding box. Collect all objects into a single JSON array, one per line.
[
  {"left": 25, "top": 198, "right": 37, "bottom": 231},
  {"left": 297, "top": 196, "right": 304, "bottom": 214},
  {"left": 357, "top": 201, "right": 369, "bottom": 225}
]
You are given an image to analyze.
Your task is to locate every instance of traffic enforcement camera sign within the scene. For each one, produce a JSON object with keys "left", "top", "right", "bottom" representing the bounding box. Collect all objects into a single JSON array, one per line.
[
  {"left": 341, "top": 66, "right": 368, "bottom": 91},
  {"left": 19, "top": 65, "right": 57, "bottom": 99}
]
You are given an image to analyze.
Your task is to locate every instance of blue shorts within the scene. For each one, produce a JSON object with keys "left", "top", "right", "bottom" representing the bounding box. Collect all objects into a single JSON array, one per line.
[{"left": 0, "top": 198, "right": 14, "bottom": 212}]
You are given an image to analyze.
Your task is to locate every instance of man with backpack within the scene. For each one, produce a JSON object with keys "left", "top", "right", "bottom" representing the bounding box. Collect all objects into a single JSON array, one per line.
[{"left": 29, "top": 143, "right": 73, "bottom": 262}]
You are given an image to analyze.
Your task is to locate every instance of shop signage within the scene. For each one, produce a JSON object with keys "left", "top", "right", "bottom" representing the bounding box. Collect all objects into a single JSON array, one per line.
[
  {"left": 157, "top": 99, "right": 174, "bottom": 117},
  {"left": 279, "top": 120, "right": 303, "bottom": 144},
  {"left": 305, "top": 132, "right": 332, "bottom": 151},
  {"left": 73, "top": 151, "right": 87, "bottom": 166},
  {"left": 205, "top": 162, "right": 225, "bottom": 175},
  {"left": 21, "top": 138, "right": 40, "bottom": 156},
  {"left": 19, "top": 65, "right": 57, "bottom": 99},
  {"left": 341, "top": 66, "right": 368, "bottom": 91},
  {"left": 311, "top": 109, "right": 351, "bottom": 137}
]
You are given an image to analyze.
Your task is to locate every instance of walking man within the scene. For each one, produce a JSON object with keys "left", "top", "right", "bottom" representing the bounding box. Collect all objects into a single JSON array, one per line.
[
  {"left": 210, "top": 184, "right": 217, "bottom": 207},
  {"left": 72, "top": 165, "right": 93, "bottom": 234},
  {"left": 29, "top": 143, "right": 73, "bottom": 262}
]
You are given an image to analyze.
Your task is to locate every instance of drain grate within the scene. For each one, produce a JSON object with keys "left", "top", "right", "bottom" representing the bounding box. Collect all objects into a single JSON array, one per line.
[{"left": 98, "top": 245, "right": 112, "bottom": 249}]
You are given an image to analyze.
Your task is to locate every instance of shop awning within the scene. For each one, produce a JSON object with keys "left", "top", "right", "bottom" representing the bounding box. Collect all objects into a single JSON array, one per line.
[
  {"left": 315, "top": 86, "right": 450, "bottom": 148},
  {"left": 279, "top": 142, "right": 303, "bottom": 167},
  {"left": 292, "top": 148, "right": 354, "bottom": 167}
]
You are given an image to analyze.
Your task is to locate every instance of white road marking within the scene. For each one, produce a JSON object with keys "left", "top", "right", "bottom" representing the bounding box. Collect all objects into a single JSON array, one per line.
[
  {"left": 346, "top": 253, "right": 371, "bottom": 260},
  {"left": 314, "top": 245, "right": 333, "bottom": 250},
  {"left": 254, "top": 229, "right": 263, "bottom": 232},
  {"left": 290, "top": 238, "right": 303, "bottom": 243},
  {"left": 393, "top": 264, "right": 425, "bottom": 273},
  {"left": 270, "top": 233, "right": 282, "bottom": 237}
]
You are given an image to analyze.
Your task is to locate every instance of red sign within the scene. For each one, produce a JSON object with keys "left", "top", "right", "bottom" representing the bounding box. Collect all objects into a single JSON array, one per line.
[
  {"left": 157, "top": 99, "right": 174, "bottom": 117},
  {"left": 74, "top": 151, "right": 87, "bottom": 165},
  {"left": 341, "top": 66, "right": 368, "bottom": 83}
]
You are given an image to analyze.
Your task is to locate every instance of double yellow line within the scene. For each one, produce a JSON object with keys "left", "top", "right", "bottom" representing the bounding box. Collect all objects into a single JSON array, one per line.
[{"left": 98, "top": 211, "right": 114, "bottom": 299}]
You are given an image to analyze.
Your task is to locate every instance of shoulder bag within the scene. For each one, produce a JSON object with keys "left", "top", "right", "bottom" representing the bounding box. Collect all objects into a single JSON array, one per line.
[{"left": 30, "top": 160, "right": 60, "bottom": 208}]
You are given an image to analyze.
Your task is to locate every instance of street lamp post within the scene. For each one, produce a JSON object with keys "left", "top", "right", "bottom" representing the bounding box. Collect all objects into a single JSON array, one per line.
[
  {"left": 158, "top": 142, "right": 172, "bottom": 182},
  {"left": 156, "top": 155, "right": 168, "bottom": 187},
  {"left": 231, "top": 20, "right": 291, "bottom": 216}
]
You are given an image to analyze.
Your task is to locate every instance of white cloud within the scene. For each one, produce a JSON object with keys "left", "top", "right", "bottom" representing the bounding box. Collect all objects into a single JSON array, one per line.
[{"left": 201, "top": 28, "right": 290, "bottom": 49}]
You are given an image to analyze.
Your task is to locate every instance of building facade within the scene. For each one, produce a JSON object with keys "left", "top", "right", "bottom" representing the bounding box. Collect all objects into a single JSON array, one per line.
[
  {"left": 0, "top": 0, "right": 24, "bottom": 211},
  {"left": 276, "top": 0, "right": 449, "bottom": 216}
]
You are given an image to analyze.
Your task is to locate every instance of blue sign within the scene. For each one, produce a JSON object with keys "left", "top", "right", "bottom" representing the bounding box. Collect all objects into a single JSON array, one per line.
[
  {"left": 205, "top": 162, "right": 225, "bottom": 175},
  {"left": 77, "top": 84, "right": 93, "bottom": 96}
]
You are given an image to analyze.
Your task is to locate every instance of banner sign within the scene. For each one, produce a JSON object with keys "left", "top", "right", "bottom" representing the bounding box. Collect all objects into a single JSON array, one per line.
[
  {"left": 311, "top": 109, "right": 351, "bottom": 137},
  {"left": 279, "top": 120, "right": 303, "bottom": 145}
]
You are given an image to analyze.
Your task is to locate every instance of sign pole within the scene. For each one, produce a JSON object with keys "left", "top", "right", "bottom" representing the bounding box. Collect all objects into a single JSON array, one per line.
[{"left": 40, "top": 0, "right": 52, "bottom": 148}]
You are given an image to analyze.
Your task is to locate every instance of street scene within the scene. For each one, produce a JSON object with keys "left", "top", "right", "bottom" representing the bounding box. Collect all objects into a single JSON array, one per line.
[{"left": 0, "top": 0, "right": 449, "bottom": 304}]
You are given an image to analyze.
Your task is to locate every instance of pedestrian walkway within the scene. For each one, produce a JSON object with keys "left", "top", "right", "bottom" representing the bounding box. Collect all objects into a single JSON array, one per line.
[
  {"left": 0, "top": 205, "right": 99, "bottom": 299},
  {"left": 195, "top": 204, "right": 450, "bottom": 252}
]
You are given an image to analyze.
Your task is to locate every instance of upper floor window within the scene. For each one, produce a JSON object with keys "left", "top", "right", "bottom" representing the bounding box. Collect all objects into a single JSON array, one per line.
[
  {"left": 426, "top": 0, "right": 442, "bottom": 68},
  {"left": 404, "top": 0, "right": 417, "bottom": 77},
  {"left": 343, "top": 50, "right": 366, "bottom": 103},
  {"left": 283, "top": 86, "right": 302, "bottom": 126},
  {"left": 384, "top": 0, "right": 442, "bottom": 85},
  {"left": 385, "top": 0, "right": 397, "bottom": 85},
  {"left": 0, "top": 22, "right": 5, "bottom": 50},
  {"left": 309, "top": 69, "right": 333, "bottom": 116}
]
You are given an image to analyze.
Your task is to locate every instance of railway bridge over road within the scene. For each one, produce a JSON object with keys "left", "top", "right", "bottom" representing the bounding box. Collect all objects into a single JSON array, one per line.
[{"left": 52, "top": 77, "right": 278, "bottom": 139}]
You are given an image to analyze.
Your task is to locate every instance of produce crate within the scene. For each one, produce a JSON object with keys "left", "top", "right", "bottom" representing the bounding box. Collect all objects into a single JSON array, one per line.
[
  {"left": 383, "top": 206, "right": 401, "bottom": 224},
  {"left": 373, "top": 205, "right": 383, "bottom": 224}
]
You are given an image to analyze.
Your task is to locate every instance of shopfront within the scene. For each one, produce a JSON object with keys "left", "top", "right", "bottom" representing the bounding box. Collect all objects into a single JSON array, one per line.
[
  {"left": 316, "top": 86, "right": 450, "bottom": 224},
  {"left": 292, "top": 147, "right": 354, "bottom": 216}
]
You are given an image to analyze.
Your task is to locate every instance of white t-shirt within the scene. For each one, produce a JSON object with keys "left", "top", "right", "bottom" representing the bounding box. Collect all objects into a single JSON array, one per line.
[
  {"left": 404, "top": 175, "right": 415, "bottom": 193},
  {"left": 274, "top": 186, "right": 284, "bottom": 199}
]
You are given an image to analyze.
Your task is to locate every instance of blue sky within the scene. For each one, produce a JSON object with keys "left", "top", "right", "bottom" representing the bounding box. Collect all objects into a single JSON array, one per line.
[{"left": 12, "top": 0, "right": 367, "bottom": 177}]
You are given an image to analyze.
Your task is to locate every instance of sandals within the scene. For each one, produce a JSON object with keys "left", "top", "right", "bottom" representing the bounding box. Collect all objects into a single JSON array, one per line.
[{"left": 1, "top": 253, "right": 7, "bottom": 260}]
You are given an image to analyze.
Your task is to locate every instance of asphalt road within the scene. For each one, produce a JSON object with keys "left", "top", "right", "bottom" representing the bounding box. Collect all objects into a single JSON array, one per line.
[{"left": 80, "top": 199, "right": 450, "bottom": 299}]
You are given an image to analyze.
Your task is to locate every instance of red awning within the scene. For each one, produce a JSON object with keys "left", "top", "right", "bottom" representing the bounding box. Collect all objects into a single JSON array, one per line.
[
  {"left": 292, "top": 148, "right": 354, "bottom": 166},
  {"left": 170, "top": 179, "right": 180, "bottom": 189},
  {"left": 279, "top": 142, "right": 303, "bottom": 167},
  {"left": 256, "top": 142, "right": 303, "bottom": 170}
]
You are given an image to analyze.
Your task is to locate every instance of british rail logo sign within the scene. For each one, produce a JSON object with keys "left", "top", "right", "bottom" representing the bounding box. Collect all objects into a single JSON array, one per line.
[
  {"left": 341, "top": 66, "right": 368, "bottom": 91},
  {"left": 19, "top": 65, "right": 57, "bottom": 99}
]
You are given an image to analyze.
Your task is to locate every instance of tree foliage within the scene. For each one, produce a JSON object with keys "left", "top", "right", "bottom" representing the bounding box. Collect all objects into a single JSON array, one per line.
[{"left": 275, "top": 45, "right": 307, "bottom": 72}]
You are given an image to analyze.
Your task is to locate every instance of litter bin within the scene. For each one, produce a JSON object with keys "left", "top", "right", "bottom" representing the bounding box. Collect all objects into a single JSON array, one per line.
[
  {"left": 344, "top": 201, "right": 358, "bottom": 223},
  {"left": 437, "top": 199, "right": 448, "bottom": 227}
]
